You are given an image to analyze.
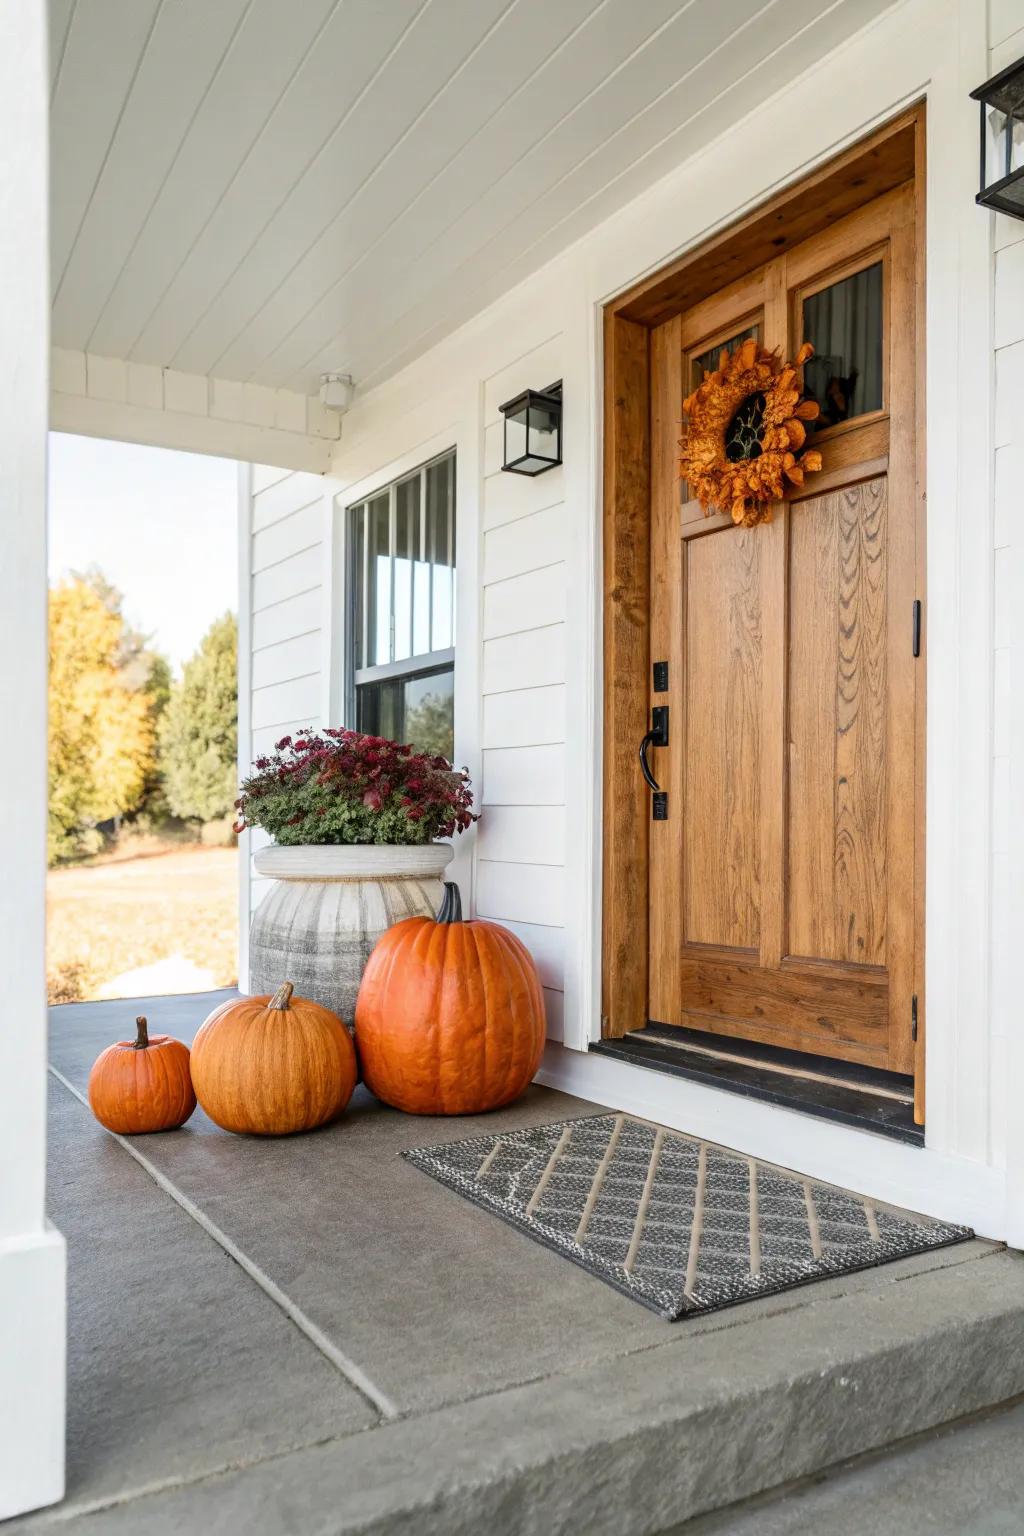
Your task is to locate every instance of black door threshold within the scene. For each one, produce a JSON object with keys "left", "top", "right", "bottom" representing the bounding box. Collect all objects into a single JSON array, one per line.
[{"left": 590, "top": 1022, "right": 923, "bottom": 1145}]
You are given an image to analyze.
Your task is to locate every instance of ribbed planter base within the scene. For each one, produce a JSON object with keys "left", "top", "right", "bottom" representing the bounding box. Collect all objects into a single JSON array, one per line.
[{"left": 249, "top": 843, "right": 453, "bottom": 1025}]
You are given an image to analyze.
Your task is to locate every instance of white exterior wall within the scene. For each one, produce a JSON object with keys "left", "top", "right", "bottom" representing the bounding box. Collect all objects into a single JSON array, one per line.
[
  {"left": 478, "top": 342, "right": 569, "bottom": 1044},
  {"left": 990, "top": 7, "right": 1024, "bottom": 1240},
  {"left": 235, "top": 0, "right": 1024, "bottom": 1236},
  {"left": 236, "top": 464, "right": 334, "bottom": 980},
  {"left": 239, "top": 329, "right": 575, "bottom": 1044}
]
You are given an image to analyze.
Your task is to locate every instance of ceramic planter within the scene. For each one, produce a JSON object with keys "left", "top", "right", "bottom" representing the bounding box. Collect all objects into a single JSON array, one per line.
[{"left": 248, "top": 843, "right": 453, "bottom": 1025}]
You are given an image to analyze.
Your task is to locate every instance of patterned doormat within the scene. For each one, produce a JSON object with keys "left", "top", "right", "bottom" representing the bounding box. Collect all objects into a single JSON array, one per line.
[{"left": 404, "top": 1114, "right": 973, "bottom": 1319}]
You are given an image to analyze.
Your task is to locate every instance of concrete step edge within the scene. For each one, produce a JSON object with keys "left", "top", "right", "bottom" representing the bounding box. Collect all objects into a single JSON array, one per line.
[{"left": 31, "top": 1248, "right": 1023, "bottom": 1535}]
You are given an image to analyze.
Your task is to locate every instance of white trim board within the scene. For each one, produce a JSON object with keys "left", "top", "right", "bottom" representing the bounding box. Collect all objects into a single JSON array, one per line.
[
  {"left": 0, "top": 1228, "right": 67, "bottom": 1521},
  {"left": 50, "top": 349, "right": 337, "bottom": 474},
  {"left": 236, "top": 460, "right": 254, "bottom": 994}
]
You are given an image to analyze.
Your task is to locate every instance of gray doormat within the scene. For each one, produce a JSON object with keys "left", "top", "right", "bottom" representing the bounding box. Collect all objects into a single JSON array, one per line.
[{"left": 404, "top": 1114, "right": 973, "bottom": 1320}]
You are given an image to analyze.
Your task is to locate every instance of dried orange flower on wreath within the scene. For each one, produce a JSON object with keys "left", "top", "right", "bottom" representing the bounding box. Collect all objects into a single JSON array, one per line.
[{"left": 679, "top": 338, "right": 823, "bottom": 528}]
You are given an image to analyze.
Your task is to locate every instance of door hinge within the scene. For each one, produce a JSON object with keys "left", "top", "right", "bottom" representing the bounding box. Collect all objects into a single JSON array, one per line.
[
  {"left": 911, "top": 994, "right": 918, "bottom": 1042},
  {"left": 912, "top": 599, "right": 922, "bottom": 658}
]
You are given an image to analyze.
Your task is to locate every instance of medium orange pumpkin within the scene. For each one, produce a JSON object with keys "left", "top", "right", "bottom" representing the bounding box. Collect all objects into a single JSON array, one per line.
[
  {"left": 355, "top": 882, "right": 546, "bottom": 1115},
  {"left": 190, "top": 982, "right": 357, "bottom": 1136},
  {"left": 88, "top": 1016, "right": 196, "bottom": 1134}
]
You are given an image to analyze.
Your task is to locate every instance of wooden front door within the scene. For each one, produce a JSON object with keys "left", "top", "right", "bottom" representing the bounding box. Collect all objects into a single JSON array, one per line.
[{"left": 646, "top": 182, "right": 922, "bottom": 1075}]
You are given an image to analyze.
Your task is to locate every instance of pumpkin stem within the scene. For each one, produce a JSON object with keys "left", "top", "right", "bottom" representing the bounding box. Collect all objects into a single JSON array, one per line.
[
  {"left": 134, "top": 1016, "right": 149, "bottom": 1050},
  {"left": 268, "top": 982, "right": 294, "bottom": 1011},
  {"left": 436, "top": 882, "right": 463, "bottom": 925}
]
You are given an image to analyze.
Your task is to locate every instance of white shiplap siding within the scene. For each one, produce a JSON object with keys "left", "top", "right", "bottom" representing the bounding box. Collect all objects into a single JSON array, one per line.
[
  {"left": 245, "top": 468, "right": 326, "bottom": 925},
  {"left": 987, "top": 10, "right": 1024, "bottom": 1171},
  {"left": 477, "top": 337, "right": 568, "bottom": 1042}
]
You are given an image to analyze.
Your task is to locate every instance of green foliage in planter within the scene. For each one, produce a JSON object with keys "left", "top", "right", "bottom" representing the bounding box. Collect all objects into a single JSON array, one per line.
[{"left": 236, "top": 729, "right": 476, "bottom": 847}]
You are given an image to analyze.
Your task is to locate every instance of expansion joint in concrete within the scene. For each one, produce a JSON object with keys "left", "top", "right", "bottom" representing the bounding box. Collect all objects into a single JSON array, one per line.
[{"left": 47, "top": 1065, "right": 398, "bottom": 1423}]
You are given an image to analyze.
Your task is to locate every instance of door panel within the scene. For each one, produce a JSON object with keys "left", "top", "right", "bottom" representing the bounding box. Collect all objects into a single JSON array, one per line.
[
  {"left": 648, "top": 182, "right": 920, "bottom": 1075},
  {"left": 787, "top": 477, "right": 888, "bottom": 968},
  {"left": 683, "top": 528, "right": 761, "bottom": 950},
  {"left": 677, "top": 957, "right": 888, "bottom": 1060}
]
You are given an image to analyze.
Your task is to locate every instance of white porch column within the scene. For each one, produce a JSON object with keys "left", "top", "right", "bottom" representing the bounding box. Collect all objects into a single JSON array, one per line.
[{"left": 0, "top": 0, "right": 67, "bottom": 1519}]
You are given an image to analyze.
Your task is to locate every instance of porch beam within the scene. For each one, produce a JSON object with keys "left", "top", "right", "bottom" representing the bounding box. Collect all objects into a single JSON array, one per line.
[{"left": 50, "top": 348, "right": 339, "bottom": 475}]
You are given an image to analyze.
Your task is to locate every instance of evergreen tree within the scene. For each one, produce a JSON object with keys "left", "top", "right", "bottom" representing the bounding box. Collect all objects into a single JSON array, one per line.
[{"left": 159, "top": 613, "right": 238, "bottom": 823}]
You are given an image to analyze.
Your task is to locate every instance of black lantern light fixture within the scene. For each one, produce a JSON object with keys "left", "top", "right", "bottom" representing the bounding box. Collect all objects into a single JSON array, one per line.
[
  {"left": 971, "top": 56, "right": 1024, "bottom": 219},
  {"left": 499, "top": 381, "right": 562, "bottom": 475}
]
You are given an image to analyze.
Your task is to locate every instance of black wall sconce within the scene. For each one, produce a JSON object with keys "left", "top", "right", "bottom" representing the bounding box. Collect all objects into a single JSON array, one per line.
[
  {"left": 972, "top": 56, "right": 1024, "bottom": 219},
  {"left": 499, "top": 381, "right": 562, "bottom": 475}
]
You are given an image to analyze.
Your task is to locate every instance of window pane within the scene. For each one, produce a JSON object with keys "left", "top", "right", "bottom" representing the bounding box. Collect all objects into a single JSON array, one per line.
[
  {"left": 356, "top": 666, "right": 454, "bottom": 760},
  {"left": 394, "top": 474, "right": 419, "bottom": 663},
  {"left": 690, "top": 324, "right": 759, "bottom": 393},
  {"left": 350, "top": 505, "right": 365, "bottom": 670},
  {"left": 366, "top": 492, "right": 391, "bottom": 667},
  {"left": 684, "top": 325, "right": 761, "bottom": 507},
  {"left": 412, "top": 474, "right": 431, "bottom": 657},
  {"left": 356, "top": 676, "right": 399, "bottom": 744},
  {"left": 801, "top": 262, "right": 883, "bottom": 431},
  {"left": 403, "top": 668, "right": 454, "bottom": 759},
  {"left": 426, "top": 456, "right": 454, "bottom": 651}
]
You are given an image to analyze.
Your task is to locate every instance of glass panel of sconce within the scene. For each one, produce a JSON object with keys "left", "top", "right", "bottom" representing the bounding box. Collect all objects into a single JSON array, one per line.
[
  {"left": 500, "top": 387, "right": 562, "bottom": 474},
  {"left": 975, "top": 59, "right": 1024, "bottom": 215}
]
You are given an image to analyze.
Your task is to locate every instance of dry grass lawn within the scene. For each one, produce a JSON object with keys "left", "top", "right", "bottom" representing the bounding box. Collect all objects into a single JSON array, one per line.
[{"left": 47, "top": 845, "right": 238, "bottom": 1004}]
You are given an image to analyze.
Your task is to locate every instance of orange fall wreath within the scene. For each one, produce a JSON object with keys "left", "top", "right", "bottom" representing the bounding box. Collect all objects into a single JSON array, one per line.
[{"left": 679, "top": 337, "right": 823, "bottom": 528}]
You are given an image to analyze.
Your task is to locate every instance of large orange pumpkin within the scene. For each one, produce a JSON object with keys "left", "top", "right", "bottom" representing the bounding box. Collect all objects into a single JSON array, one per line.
[
  {"left": 355, "top": 882, "right": 545, "bottom": 1115},
  {"left": 190, "top": 982, "right": 357, "bottom": 1136},
  {"left": 88, "top": 1016, "right": 196, "bottom": 1134}
]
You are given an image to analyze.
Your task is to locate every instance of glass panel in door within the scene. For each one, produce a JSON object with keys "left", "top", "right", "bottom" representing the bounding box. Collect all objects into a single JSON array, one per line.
[{"left": 800, "top": 261, "right": 884, "bottom": 431}]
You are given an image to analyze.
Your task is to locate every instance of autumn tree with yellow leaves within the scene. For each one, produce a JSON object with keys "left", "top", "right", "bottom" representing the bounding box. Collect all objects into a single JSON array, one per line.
[{"left": 48, "top": 574, "right": 165, "bottom": 863}]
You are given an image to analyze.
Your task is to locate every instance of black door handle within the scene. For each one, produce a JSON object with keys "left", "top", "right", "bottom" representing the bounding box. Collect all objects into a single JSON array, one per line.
[{"left": 639, "top": 706, "right": 669, "bottom": 791}]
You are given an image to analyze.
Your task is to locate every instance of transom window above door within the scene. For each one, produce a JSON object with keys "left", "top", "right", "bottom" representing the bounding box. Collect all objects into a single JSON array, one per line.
[
  {"left": 682, "top": 321, "right": 763, "bottom": 506},
  {"left": 689, "top": 322, "right": 761, "bottom": 393},
  {"left": 347, "top": 450, "right": 455, "bottom": 760},
  {"left": 798, "top": 258, "right": 885, "bottom": 432}
]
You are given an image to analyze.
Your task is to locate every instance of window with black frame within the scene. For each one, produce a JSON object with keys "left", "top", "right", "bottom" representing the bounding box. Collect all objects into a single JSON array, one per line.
[{"left": 347, "top": 450, "right": 455, "bottom": 760}]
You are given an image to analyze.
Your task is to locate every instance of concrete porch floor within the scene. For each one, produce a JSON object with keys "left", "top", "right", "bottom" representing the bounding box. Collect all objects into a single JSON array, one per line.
[{"left": 15, "top": 991, "right": 1024, "bottom": 1534}]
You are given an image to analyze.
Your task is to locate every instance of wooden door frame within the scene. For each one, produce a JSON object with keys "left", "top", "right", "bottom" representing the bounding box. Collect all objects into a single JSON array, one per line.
[{"left": 601, "top": 104, "right": 926, "bottom": 1109}]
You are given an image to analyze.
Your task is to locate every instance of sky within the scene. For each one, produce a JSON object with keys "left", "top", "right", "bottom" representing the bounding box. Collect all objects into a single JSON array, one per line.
[{"left": 48, "top": 433, "right": 238, "bottom": 672}]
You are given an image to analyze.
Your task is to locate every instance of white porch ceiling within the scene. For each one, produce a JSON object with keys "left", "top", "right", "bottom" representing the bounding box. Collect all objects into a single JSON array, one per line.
[{"left": 49, "top": 0, "right": 898, "bottom": 397}]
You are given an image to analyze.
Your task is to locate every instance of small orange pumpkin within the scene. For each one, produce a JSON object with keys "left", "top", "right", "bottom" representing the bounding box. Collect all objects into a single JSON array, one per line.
[
  {"left": 190, "top": 982, "right": 357, "bottom": 1136},
  {"left": 355, "top": 882, "right": 546, "bottom": 1115},
  {"left": 88, "top": 1016, "right": 196, "bottom": 1134}
]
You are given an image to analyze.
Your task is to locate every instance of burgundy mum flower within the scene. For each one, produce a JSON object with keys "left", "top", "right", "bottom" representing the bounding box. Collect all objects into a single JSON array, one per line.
[{"left": 237, "top": 727, "right": 478, "bottom": 846}]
